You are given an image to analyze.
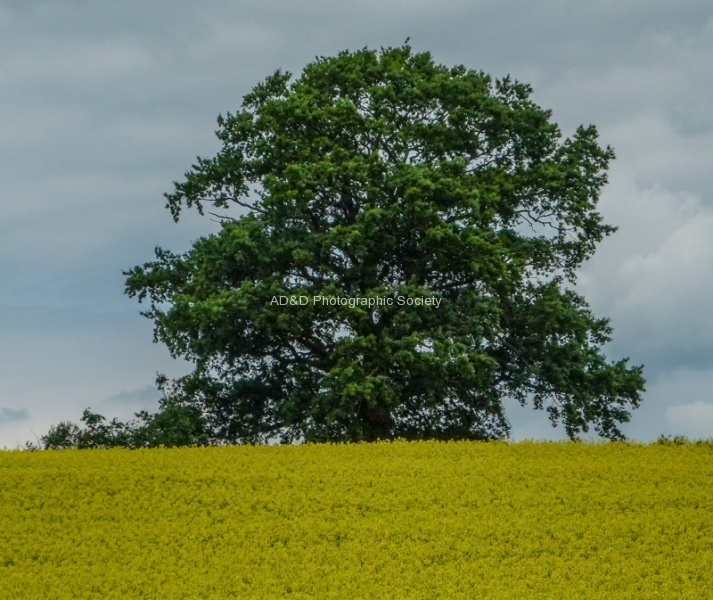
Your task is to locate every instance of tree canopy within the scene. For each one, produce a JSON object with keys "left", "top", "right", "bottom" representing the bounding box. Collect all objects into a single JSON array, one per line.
[
  {"left": 124, "top": 43, "right": 644, "bottom": 444},
  {"left": 41, "top": 402, "right": 209, "bottom": 450}
]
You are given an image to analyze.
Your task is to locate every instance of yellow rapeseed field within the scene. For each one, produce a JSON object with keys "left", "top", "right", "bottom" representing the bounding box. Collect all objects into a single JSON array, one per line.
[{"left": 1, "top": 441, "right": 711, "bottom": 599}]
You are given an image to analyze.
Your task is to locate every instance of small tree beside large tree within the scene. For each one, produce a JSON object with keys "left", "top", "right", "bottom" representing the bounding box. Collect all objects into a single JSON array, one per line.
[{"left": 124, "top": 43, "right": 644, "bottom": 444}]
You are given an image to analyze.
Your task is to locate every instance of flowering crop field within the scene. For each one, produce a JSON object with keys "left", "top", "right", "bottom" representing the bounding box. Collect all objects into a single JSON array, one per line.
[{"left": 1, "top": 441, "right": 712, "bottom": 599}]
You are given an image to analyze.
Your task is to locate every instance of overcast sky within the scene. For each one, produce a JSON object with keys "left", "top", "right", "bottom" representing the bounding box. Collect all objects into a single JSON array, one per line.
[{"left": 2, "top": 0, "right": 712, "bottom": 447}]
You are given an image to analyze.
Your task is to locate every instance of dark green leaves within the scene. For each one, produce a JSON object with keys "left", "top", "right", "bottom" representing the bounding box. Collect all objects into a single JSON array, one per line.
[{"left": 125, "top": 43, "right": 644, "bottom": 443}]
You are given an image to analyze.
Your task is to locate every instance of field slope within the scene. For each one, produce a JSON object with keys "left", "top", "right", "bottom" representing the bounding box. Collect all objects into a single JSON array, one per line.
[{"left": 1, "top": 441, "right": 712, "bottom": 599}]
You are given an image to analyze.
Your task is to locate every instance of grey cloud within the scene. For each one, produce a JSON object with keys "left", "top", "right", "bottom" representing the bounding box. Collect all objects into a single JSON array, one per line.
[
  {"left": 2, "top": 0, "right": 713, "bottom": 445},
  {"left": 0, "top": 306, "right": 190, "bottom": 447},
  {"left": 106, "top": 385, "right": 161, "bottom": 407},
  {"left": 0, "top": 408, "right": 29, "bottom": 425}
]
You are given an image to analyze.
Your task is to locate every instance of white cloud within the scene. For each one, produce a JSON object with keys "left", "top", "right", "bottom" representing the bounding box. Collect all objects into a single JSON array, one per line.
[
  {"left": 619, "top": 367, "right": 713, "bottom": 440},
  {"left": 665, "top": 401, "right": 713, "bottom": 439},
  {"left": 504, "top": 400, "right": 570, "bottom": 442},
  {"left": 576, "top": 173, "right": 713, "bottom": 372}
]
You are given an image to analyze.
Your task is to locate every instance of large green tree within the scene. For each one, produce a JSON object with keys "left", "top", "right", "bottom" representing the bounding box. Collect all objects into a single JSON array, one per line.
[{"left": 125, "top": 44, "right": 644, "bottom": 444}]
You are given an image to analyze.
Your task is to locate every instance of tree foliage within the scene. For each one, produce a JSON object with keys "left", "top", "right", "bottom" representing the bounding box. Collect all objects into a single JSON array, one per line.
[
  {"left": 41, "top": 404, "right": 209, "bottom": 450},
  {"left": 124, "top": 43, "right": 644, "bottom": 443}
]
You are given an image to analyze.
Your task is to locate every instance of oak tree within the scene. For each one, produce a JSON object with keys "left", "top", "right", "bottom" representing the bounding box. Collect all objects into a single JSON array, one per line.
[{"left": 125, "top": 44, "right": 644, "bottom": 443}]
